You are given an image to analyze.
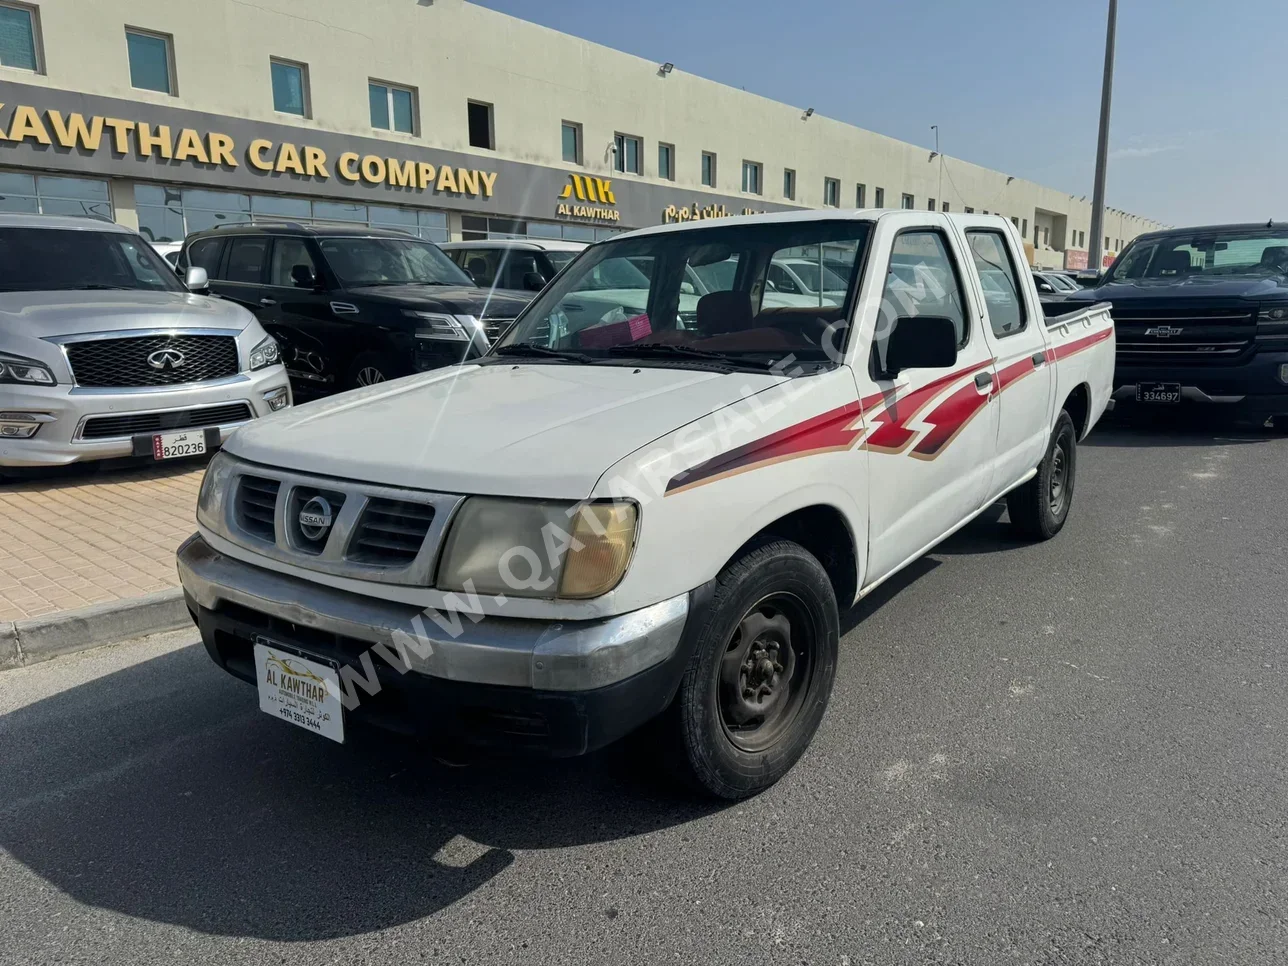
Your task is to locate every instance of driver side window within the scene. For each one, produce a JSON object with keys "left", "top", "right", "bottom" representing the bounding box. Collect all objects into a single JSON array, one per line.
[{"left": 874, "top": 229, "right": 969, "bottom": 372}]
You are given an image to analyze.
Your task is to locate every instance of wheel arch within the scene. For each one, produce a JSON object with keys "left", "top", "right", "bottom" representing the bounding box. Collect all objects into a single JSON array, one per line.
[
  {"left": 1062, "top": 382, "right": 1091, "bottom": 440},
  {"left": 727, "top": 503, "right": 860, "bottom": 609}
]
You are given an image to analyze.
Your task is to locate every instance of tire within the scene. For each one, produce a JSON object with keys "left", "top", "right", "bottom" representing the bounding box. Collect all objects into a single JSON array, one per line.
[
  {"left": 346, "top": 353, "right": 395, "bottom": 390},
  {"left": 663, "top": 539, "right": 839, "bottom": 800},
  {"left": 1008, "top": 409, "right": 1077, "bottom": 540}
]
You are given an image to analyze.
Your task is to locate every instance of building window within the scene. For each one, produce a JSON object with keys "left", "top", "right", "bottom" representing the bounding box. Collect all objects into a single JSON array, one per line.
[
  {"left": 741, "top": 161, "right": 762, "bottom": 195},
  {"left": 1105, "top": 236, "right": 1110, "bottom": 251},
  {"left": 658, "top": 142, "right": 674, "bottom": 180},
  {"left": 368, "top": 82, "right": 416, "bottom": 134},
  {"left": 855, "top": 183, "right": 866, "bottom": 208},
  {"left": 874, "top": 187, "right": 885, "bottom": 208},
  {"left": 942, "top": 201, "right": 949, "bottom": 212},
  {"left": 783, "top": 168, "right": 795, "bottom": 201},
  {"left": 1021, "top": 217, "right": 1028, "bottom": 237},
  {"left": 964, "top": 206, "right": 974, "bottom": 214},
  {"left": 125, "top": 28, "right": 174, "bottom": 94},
  {"left": 1079, "top": 230, "right": 1085, "bottom": 247},
  {"left": 928, "top": 198, "right": 936, "bottom": 211},
  {"left": 0, "top": 172, "right": 112, "bottom": 220},
  {"left": 561, "top": 121, "right": 582, "bottom": 164},
  {"left": 270, "top": 58, "right": 309, "bottom": 117},
  {"left": 1012, "top": 216, "right": 1020, "bottom": 228},
  {"left": 823, "top": 178, "right": 840, "bottom": 207},
  {"left": 901, "top": 193, "right": 914, "bottom": 209},
  {"left": 701, "top": 151, "right": 716, "bottom": 187},
  {"left": 468, "top": 101, "right": 494, "bottom": 149},
  {"left": 614, "top": 133, "right": 641, "bottom": 174},
  {"left": 0, "top": 1, "right": 39, "bottom": 72}
]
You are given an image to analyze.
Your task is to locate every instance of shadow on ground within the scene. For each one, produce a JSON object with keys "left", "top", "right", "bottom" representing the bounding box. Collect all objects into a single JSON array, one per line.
[
  {"left": 0, "top": 645, "right": 723, "bottom": 941},
  {"left": 1083, "top": 406, "right": 1281, "bottom": 449},
  {"left": 0, "top": 452, "right": 211, "bottom": 489}
]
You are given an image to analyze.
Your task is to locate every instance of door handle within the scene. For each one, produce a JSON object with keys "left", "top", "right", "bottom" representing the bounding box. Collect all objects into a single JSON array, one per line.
[
  {"left": 974, "top": 371, "right": 993, "bottom": 389},
  {"left": 259, "top": 298, "right": 277, "bottom": 306},
  {"left": 1031, "top": 352, "right": 1046, "bottom": 367}
]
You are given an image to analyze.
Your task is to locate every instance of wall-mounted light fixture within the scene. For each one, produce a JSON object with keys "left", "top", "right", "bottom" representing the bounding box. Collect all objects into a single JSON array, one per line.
[
  {"left": 659, "top": 62, "right": 674, "bottom": 75},
  {"left": 802, "top": 107, "right": 814, "bottom": 120}
]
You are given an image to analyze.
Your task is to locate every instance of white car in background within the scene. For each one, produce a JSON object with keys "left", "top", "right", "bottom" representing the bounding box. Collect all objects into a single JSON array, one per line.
[
  {"left": 767, "top": 256, "right": 849, "bottom": 303},
  {"left": 149, "top": 240, "right": 184, "bottom": 269},
  {"left": 441, "top": 239, "right": 587, "bottom": 293}
]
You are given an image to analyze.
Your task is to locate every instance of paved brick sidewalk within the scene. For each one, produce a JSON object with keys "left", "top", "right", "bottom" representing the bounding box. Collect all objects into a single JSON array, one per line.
[{"left": 0, "top": 460, "right": 206, "bottom": 622}]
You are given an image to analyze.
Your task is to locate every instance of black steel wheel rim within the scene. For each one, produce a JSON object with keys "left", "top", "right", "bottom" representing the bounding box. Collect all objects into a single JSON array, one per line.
[
  {"left": 717, "top": 592, "right": 816, "bottom": 753},
  {"left": 1050, "top": 435, "right": 1069, "bottom": 516}
]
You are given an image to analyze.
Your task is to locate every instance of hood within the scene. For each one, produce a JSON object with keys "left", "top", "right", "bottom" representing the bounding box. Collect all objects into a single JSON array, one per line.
[
  {"left": 0, "top": 289, "right": 256, "bottom": 339},
  {"left": 345, "top": 284, "right": 533, "bottom": 319},
  {"left": 226, "top": 363, "right": 785, "bottom": 498},
  {"left": 1075, "top": 274, "right": 1288, "bottom": 304}
]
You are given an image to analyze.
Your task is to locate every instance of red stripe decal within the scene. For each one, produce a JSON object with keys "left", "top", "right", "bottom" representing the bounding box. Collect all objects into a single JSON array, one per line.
[
  {"left": 1050, "top": 326, "right": 1112, "bottom": 361},
  {"left": 911, "top": 379, "right": 993, "bottom": 458},
  {"left": 864, "top": 361, "right": 991, "bottom": 453}
]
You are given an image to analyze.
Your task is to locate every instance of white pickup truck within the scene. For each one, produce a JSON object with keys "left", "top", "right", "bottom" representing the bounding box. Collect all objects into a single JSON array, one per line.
[{"left": 178, "top": 210, "right": 1114, "bottom": 799}]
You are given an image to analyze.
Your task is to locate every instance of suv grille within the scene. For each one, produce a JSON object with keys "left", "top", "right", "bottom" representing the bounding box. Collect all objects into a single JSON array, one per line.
[
  {"left": 348, "top": 499, "right": 436, "bottom": 566},
  {"left": 235, "top": 476, "right": 280, "bottom": 542},
  {"left": 1113, "top": 307, "right": 1256, "bottom": 367},
  {"left": 66, "top": 335, "right": 239, "bottom": 387},
  {"left": 80, "top": 402, "right": 252, "bottom": 440}
]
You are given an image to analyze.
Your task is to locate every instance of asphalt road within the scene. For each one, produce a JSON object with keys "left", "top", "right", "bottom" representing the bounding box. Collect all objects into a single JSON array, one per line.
[{"left": 3, "top": 411, "right": 1287, "bottom": 965}]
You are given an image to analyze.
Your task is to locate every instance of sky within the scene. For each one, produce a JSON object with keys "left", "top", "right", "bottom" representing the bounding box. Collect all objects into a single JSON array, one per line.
[{"left": 467, "top": 0, "right": 1287, "bottom": 228}]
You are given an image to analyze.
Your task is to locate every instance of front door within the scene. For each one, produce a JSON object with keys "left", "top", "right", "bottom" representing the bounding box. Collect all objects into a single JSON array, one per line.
[
  {"left": 262, "top": 237, "right": 345, "bottom": 394},
  {"left": 958, "top": 220, "right": 1054, "bottom": 491},
  {"left": 855, "top": 219, "right": 1000, "bottom": 584}
]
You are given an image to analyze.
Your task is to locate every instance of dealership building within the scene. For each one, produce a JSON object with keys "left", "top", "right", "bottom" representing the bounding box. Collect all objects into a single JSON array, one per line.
[{"left": 0, "top": 0, "right": 1164, "bottom": 268}]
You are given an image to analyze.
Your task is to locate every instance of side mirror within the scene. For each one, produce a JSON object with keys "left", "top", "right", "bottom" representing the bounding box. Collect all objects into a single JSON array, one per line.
[
  {"left": 884, "top": 316, "right": 958, "bottom": 375},
  {"left": 680, "top": 281, "right": 696, "bottom": 296},
  {"left": 1037, "top": 280, "right": 1053, "bottom": 292},
  {"left": 522, "top": 271, "right": 547, "bottom": 292},
  {"left": 290, "top": 263, "right": 317, "bottom": 288},
  {"left": 184, "top": 266, "right": 209, "bottom": 292}
]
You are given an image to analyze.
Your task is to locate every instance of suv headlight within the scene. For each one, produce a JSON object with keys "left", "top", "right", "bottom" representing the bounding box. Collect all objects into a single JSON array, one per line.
[
  {"left": 248, "top": 336, "right": 281, "bottom": 370},
  {"left": 0, "top": 352, "right": 56, "bottom": 386},
  {"left": 405, "top": 311, "right": 486, "bottom": 343},
  {"left": 438, "top": 499, "right": 638, "bottom": 599}
]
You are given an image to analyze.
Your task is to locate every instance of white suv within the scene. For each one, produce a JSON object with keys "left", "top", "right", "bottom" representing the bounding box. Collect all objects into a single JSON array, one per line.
[{"left": 0, "top": 213, "right": 291, "bottom": 468}]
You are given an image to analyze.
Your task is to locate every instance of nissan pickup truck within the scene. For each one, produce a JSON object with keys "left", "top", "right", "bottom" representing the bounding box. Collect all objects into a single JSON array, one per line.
[
  {"left": 1066, "top": 222, "right": 1288, "bottom": 426},
  {"left": 177, "top": 210, "right": 1114, "bottom": 799}
]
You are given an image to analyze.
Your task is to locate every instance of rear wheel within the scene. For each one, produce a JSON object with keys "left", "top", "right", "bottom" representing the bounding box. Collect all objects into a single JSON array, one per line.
[
  {"left": 664, "top": 539, "right": 839, "bottom": 800},
  {"left": 1008, "top": 409, "right": 1077, "bottom": 540}
]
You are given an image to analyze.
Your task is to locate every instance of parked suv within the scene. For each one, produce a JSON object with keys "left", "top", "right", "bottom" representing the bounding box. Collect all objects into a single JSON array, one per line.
[
  {"left": 180, "top": 225, "right": 533, "bottom": 394},
  {"left": 0, "top": 213, "right": 290, "bottom": 469},
  {"left": 441, "top": 239, "right": 586, "bottom": 293}
]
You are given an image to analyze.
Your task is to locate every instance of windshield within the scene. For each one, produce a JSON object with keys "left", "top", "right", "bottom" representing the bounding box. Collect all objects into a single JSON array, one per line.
[
  {"left": 780, "top": 259, "right": 848, "bottom": 293},
  {"left": 545, "top": 250, "right": 579, "bottom": 272},
  {"left": 0, "top": 228, "right": 183, "bottom": 293},
  {"left": 318, "top": 236, "right": 473, "bottom": 286},
  {"left": 1047, "top": 274, "right": 1078, "bottom": 291},
  {"left": 1108, "top": 229, "right": 1288, "bottom": 281},
  {"left": 495, "top": 220, "right": 871, "bottom": 368}
]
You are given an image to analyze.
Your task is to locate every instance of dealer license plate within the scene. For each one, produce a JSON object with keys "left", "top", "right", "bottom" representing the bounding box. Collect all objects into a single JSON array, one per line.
[
  {"left": 1136, "top": 382, "right": 1182, "bottom": 404},
  {"left": 153, "top": 429, "right": 207, "bottom": 460},
  {"left": 253, "top": 639, "right": 344, "bottom": 743}
]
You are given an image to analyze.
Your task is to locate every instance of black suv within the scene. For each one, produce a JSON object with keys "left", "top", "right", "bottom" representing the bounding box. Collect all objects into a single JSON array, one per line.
[{"left": 177, "top": 224, "right": 532, "bottom": 394}]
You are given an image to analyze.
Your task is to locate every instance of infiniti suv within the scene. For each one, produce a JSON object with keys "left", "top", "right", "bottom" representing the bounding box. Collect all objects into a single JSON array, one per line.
[{"left": 0, "top": 213, "right": 291, "bottom": 469}]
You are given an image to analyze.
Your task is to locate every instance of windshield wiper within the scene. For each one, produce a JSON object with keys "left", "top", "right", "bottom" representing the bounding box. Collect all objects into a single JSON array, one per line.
[
  {"left": 604, "top": 343, "right": 779, "bottom": 370},
  {"left": 492, "top": 343, "right": 596, "bottom": 364},
  {"left": 73, "top": 284, "right": 137, "bottom": 290}
]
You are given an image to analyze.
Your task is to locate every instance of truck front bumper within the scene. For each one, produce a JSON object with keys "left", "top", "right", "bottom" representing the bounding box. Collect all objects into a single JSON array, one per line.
[
  {"left": 1113, "top": 351, "right": 1288, "bottom": 418},
  {"left": 177, "top": 535, "right": 704, "bottom": 756}
]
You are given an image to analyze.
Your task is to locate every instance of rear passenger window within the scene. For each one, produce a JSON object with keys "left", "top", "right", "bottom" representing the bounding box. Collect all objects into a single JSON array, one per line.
[
  {"left": 270, "top": 238, "right": 317, "bottom": 287},
  {"left": 224, "top": 237, "right": 268, "bottom": 283},
  {"left": 185, "top": 238, "right": 224, "bottom": 275},
  {"left": 966, "top": 230, "right": 1027, "bottom": 337},
  {"left": 877, "top": 230, "right": 969, "bottom": 352}
]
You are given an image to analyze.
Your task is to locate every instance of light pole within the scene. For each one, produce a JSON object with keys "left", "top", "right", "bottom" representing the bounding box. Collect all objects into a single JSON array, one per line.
[
  {"left": 930, "top": 125, "right": 942, "bottom": 208},
  {"left": 1088, "top": 0, "right": 1117, "bottom": 272}
]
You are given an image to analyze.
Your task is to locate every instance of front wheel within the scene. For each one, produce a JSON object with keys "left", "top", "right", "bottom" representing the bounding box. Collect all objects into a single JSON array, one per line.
[
  {"left": 1008, "top": 409, "right": 1077, "bottom": 540},
  {"left": 664, "top": 539, "right": 839, "bottom": 800},
  {"left": 346, "top": 353, "right": 395, "bottom": 390}
]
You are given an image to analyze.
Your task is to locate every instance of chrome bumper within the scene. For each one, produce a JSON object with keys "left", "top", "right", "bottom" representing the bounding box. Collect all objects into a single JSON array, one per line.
[{"left": 177, "top": 535, "right": 690, "bottom": 692}]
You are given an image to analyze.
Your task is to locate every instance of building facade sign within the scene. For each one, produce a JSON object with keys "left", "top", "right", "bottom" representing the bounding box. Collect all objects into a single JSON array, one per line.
[{"left": 0, "top": 81, "right": 797, "bottom": 230}]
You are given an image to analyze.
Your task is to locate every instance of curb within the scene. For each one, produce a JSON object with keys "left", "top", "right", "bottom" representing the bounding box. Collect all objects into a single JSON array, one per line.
[{"left": 0, "top": 588, "right": 191, "bottom": 669}]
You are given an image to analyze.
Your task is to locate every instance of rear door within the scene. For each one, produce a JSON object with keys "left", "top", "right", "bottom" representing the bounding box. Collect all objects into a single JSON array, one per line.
[
  {"left": 958, "top": 219, "right": 1054, "bottom": 491},
  {"left": 211, "top": 234, "right": 272, "bottom": 318},
  {"left": 851, "top": 215, "right": 1000, "bottom": 583}
]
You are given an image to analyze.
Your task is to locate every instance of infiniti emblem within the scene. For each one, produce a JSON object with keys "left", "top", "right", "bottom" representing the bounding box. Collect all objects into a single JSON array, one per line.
[
  {"left": 147, "top": 347, "right": 186, "bottom": 369},
  {"left": 298, "top": 496, "right": 334, "bottom": 542}
]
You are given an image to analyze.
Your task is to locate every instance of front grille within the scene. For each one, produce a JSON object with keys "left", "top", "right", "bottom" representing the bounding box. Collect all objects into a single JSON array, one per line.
[
  {"left": 482, "top": 318, "right": 515, "bottom": 343},
  {"left": 80, "top": 402, "right": 252, "bottom": 440},
  {"left": 348, "top": 498, "right": 436, "bottom": 566},
  {"left": 1113, "top": 307, "right": 1256, "bottom": 367},
  {"left": 235, "top": 476, "right": 280, "bottom": 542},
  {"left": 66, "top": 335, "right": 239, "bottom": 387},
  {"left": 286, "top": 488, "right": 347, "bottom": 556}
]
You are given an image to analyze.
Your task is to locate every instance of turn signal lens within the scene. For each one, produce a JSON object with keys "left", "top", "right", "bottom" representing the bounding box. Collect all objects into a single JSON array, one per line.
[{"left": 559, "top": 503, "right": 638, "bottom": 599}]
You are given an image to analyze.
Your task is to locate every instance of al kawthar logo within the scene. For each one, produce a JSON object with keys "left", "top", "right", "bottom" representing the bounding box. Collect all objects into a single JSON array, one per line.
[{"left": 557, "top": 174, "right": 620, "bottom": 222}]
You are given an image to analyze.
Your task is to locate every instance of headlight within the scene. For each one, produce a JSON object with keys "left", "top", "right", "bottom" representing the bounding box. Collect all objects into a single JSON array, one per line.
[
  {"left": 249, "top": 336, "right": 281, "bottom": 370},
  {"left": 438, "top": 498, "right": 637, "bottom": 599},
  {"left": 1259, "top": 305, "right": 1288, "bottom": 322},
  {"left": 405, "top": 311, "right": 486, "bottom": 343},
  {"left": 196, "top": 450, "right": 238, "bottom": 532},
  {"left": 0, "top": 352, "right": 56, "bottom": 386}
]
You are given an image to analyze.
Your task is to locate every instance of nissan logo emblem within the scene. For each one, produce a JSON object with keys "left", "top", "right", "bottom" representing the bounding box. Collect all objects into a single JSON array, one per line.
[
  {"left": 147, "top": 348, "right": 186, "bottom": 369},
  {"left": 298, "top": 496, "right": 334, "bottom": 542}
]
